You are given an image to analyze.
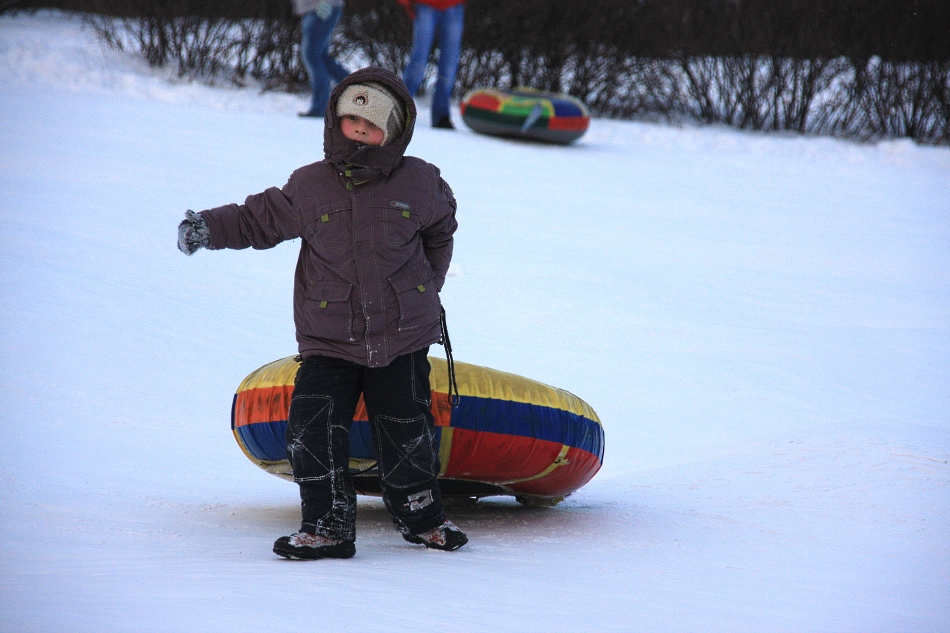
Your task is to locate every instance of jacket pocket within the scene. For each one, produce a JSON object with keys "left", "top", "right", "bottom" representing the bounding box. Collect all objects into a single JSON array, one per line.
[
  {"left": 388, "top": 261, "right": 439, "bottom": 332},
  {"left": 302, "top": 280, "right": 354, "bottom": 342},
  {"left": 304, "top": 206, "right": 349, "bottom": 252},
  {"left": 376, "top": 200, "right": 422, "bottom": 247}
]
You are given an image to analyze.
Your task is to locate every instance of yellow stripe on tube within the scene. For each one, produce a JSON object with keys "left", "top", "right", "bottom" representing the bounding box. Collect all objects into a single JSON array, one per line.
[
  {"left": 428, "top": 358, "right": 601, "bottom": 424},
  {"left": 236, "top": 356, "right": 300, "bottom": 392},
  {"left": 499, "top": 444, "right": 571, "bottom": 485}
]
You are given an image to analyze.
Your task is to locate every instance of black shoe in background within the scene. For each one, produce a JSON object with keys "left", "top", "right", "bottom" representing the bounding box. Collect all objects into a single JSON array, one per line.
[{"left": 433, "top": 116, "right": 455, "bottom": 130}]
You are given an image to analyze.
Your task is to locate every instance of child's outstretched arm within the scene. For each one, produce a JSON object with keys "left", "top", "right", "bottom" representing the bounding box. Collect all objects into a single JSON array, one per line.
[{"left": 176, "top": 182, "right": 303, "bottom": 255}]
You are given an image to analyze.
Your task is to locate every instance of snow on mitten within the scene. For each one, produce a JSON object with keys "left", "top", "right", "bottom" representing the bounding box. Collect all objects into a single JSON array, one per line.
[{"left": 177, "top": 210, "right": 210, "bottom": 255}]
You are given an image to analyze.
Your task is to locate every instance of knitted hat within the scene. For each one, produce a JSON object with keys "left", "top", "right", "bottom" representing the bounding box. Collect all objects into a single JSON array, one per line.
[{"left": 335, "top": 81, "right": 407, "bottom": 146}]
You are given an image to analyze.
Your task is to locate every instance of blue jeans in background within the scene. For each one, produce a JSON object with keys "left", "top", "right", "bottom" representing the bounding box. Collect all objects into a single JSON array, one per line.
[
  {"left": 300, "top": 7, "right": 350, "bottom": 116},
  {"left": 402, "top": 3, "right": 465, "bottom": 126}
]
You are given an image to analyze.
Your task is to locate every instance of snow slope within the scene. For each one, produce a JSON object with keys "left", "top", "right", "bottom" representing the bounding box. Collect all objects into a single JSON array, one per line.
[{"left": 1, "top": 12, "right": 948, "bottom": 633}]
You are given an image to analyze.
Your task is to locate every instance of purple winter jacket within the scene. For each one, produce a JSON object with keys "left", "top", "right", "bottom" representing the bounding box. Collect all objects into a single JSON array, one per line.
[{"left": 199, "top": 67, "right": 458, "bottom": 367}]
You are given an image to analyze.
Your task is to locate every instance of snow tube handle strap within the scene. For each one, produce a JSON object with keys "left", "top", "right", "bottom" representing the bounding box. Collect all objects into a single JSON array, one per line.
[{"left": 439, "top": 306, "right": 460, "bottom": 407}]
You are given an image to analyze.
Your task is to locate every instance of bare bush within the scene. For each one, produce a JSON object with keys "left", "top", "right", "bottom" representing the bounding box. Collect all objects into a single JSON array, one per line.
[
  {"left": 84, "top": 11, "right": 308, "bottom": 91},
  {"left": 827, "top": 59, "right": 950, "bottom": 144},
  {"left": 335, "top": 0, "right": 410, "bottom": 71},
  {"left": 49, "top": 0, "right": 949, "bottom": 144}
]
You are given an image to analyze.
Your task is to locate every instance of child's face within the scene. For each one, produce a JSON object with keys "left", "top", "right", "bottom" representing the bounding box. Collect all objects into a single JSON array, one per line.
[{"left": 340, "top": 114, "right": 385, "bottom": 146}]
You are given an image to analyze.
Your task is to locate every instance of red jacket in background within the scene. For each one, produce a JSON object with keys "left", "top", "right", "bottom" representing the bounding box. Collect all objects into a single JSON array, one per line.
[
  {"left": 397, "top": 0, "right": 464, "bottom": 17},
  {"left": 415, "top": 0, "right": 465, "bottom": 8}
]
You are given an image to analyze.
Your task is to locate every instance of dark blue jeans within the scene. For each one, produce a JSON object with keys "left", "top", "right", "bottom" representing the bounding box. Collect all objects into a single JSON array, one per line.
[
  {"left": 402, "top": 3, "right": 465, "bottom": 124},
  {"left": 286, "top": 348, "right": 445, "bottom": 540},
  {"left": 300, "top": 7, "right": 350, "bottom": 116}
]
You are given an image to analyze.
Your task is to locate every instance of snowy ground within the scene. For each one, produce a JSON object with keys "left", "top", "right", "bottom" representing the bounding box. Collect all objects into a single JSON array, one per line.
[{"left": 1, "top": 12, "right": 949, "bottom": 633}]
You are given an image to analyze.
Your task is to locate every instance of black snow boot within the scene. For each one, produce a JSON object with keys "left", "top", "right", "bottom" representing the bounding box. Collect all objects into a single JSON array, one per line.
[
  {"left": 273, "top": 532, "right": 355, "bottom": 560},
  {"left": 402, "top": 520, "right": 468, "bottom": 551}
]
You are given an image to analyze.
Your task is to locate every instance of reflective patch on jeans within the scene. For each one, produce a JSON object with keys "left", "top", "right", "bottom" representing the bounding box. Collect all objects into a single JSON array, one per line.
[{"left": 406, "top": 489, "right": 434, "bottom": 512}]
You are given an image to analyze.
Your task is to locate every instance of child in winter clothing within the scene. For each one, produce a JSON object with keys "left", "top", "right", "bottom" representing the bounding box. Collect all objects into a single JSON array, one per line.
[{"left": 177, "top": 66, "right": 466, "bottom": 559}]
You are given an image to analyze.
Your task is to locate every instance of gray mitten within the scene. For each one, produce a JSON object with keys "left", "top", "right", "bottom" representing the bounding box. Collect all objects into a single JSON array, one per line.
[{"left": 177, "top": 210, "right": 210, "bottom": 255}]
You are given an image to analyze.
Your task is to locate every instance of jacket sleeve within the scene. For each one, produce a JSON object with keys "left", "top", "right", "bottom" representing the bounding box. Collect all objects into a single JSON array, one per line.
[
  {"left": 199, "top": 179, "right": 302, "bottom": 251},
  {"left": 421, "top": 174, "right": 458, "bottom": 291}
]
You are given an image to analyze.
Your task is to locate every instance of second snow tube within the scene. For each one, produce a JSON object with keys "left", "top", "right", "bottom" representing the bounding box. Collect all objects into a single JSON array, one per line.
[{"left": 459, "top": 87, "right": 590, "bottom": 144}]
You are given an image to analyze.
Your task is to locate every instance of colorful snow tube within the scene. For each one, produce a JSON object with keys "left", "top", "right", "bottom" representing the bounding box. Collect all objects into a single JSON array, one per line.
[
  {"left": 232, "top": 356, "right": 604, "bottom": 505},
  {"left": 459, "top": 87, "right": 590, "bottom": 144}
]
